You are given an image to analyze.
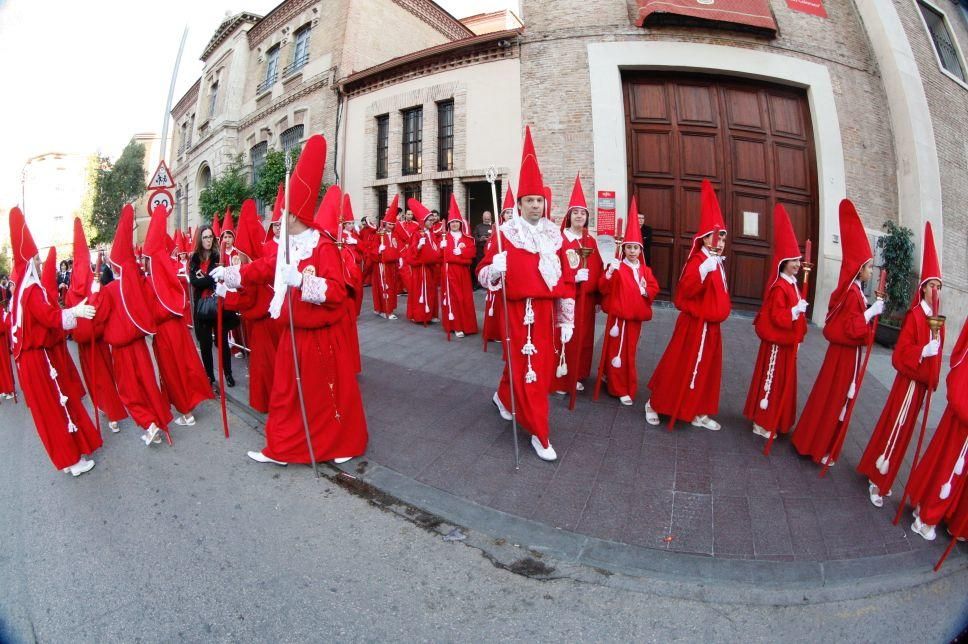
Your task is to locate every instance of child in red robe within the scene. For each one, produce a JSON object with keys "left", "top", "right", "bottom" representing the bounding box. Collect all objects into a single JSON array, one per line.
[
  {"left": 440, "top": 195, "right": 478, "bottom": 338},
  {"left": 404, "top": 199, "right": 442, "bottom": 325},
  {"left": 369, "top": 196, "right": 401, "bottom": 320}
]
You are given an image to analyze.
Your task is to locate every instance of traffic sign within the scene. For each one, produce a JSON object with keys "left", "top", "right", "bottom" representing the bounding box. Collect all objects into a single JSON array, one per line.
[
  {"left": 148, "top": 188, "right": 174, "bottom": 216},
  {"left": 147, "top": 160, "right": 175, "bottom": 189}
]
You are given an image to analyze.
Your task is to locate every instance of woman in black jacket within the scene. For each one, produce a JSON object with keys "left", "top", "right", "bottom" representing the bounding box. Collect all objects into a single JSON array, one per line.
[{"left": 188, "top": 225, "right": 236, "bottom": 389}]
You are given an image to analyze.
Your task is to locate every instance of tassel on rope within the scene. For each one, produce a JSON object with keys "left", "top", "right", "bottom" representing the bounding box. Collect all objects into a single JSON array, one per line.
[
  {"left": 876, "top": 382, "right": 916, "bottom": 475},
  {"left": 556, "top": 349, "right": 567, "bottom": 378},
  {"left": 523, "top": 298, "right": 538, "bottom": 384},
  {"left": 759, "top": 344, "right": 779, "bottom": 410},
  {"left": 611, "top": 321, "right": 625, "bottom": 369},
  {"left": 609, "top": 322, "right": 619, "bottom": 338},
  {"left": 689, "top": 322, "right": 708, "bottom": 390}
]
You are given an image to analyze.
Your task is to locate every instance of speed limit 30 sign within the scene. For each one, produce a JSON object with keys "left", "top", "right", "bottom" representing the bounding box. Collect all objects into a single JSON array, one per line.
[{"left": 148, "top": 188, "right": 174, "bottom": 215}]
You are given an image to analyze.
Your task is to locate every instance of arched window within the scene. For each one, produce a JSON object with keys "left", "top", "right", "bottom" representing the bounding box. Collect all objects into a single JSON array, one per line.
[
  {"left": 250, "top": 142, "right": 268, "bottom": 184},
  {"left": 197, "top": 164, "right": 212, "bottom": 191},
  {"left": 280, "top": 125, "right": 304, "bottom": 153}
]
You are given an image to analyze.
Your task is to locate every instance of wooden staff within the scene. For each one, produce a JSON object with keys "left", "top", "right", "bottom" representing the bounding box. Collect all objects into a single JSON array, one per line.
[
  {"left": 569, "top": 244, "right": 594, "bottom": 410},
  {"left": 820, "top": 269, "right": 887, "bottom": 477},
  {"left": 215, "top": 237, "right": 230, "bottom": 438},
  {"left": 764, "top": 239, "right": 812, "bottom": 456},
  {"left": 376, "top": 229, "right": 389, "bottom": 314},
  {"left": 593, "top": 217, "right": 624, "bottom": 401},
  {"left": 89, "top": 251, "right": 103, "bottom": 434}
]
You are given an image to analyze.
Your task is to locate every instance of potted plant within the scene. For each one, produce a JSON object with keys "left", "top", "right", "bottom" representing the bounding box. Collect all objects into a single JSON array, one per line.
[{"left": 874, "top": 220, "right": 915, "bottom": 348}]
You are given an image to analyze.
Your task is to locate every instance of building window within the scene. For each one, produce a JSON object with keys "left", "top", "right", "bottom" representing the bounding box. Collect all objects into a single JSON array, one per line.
[
  {"left": 437, "top": 100, "right": 454, "bottom": 171},
  {"left": 208, "top": 81, "right": 219, "bottom": 118},
  {"left": 375, "top": 114, "right": 389, "bottom": 179},
  {"left": 401, "top": 107, "right": 423, "bottom": 176},
  {"left": 438, "top": 180, "right": 453, "bottom": 215},
  {"left": 375, "top": 187, "right": 388, "bottom": 220},
  {"left": 280, "top": 125, "right": 304, "bottom": 154},
  {"left": 259, "top": 45, "right": 280, "bottom": 94},
  {"left": 250, "top": 142, "right": 268, "bottom": 184},
  {"left": 179, "top": 122, "right": 188, "bottom": 154},
  {"left": 401, "top": 183, "right": 421, "bottom": 206},
  {"left": 285, "top": 25, "right": 311, "bottom": 77},
  {"left": 917, "top": 0, "right": 967, "bottom": 83}
]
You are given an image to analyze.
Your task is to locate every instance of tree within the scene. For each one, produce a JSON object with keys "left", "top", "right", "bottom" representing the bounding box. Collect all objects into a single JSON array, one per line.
[
  {"left": 252, "top": 147, "right": 300, "bottom": 209},
  {"left": 877, "top": 220, "right": 915, "bottom": 324},
  {"left": 197, "top": 155, "right": 255, "bottom": 224},
  {"left": 84, "top": 141, "right": 147, "bottom": 245},
  {"left": 0, "top": 243, "right": 11, "bottom": 278}
]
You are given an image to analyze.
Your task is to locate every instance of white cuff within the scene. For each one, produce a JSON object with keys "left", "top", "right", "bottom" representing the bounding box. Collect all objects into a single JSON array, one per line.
[
  {"left": 224, "top": 265, "right": 242, "bottom": 289},
  {"left": 557, "top": 297, "right": 576, "bottom": 327},
  {"left": 300, "top": 275, "right": 328, "bottom": 304},
  {"left": 61, "top": 308, "right": 78, "bottom": 331}
]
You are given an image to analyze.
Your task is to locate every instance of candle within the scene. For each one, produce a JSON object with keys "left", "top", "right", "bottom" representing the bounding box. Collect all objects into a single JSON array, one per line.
[
  {"left": 932, "top": 287, "right": 940, "bottom": 317},
  {"left": 804, "top": 239, "right": 812, "bottom": 265},
  {"left": 877, "top": 268, "right": 888, "bottom": 294}
]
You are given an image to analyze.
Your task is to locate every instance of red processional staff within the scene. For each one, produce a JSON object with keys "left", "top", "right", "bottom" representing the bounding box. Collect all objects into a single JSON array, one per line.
[{"left": 216, "top": 236, "right": 230, "bottom": 438}]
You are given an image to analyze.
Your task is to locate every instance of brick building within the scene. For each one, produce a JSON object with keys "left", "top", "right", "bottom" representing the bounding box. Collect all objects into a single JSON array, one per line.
[{"left": 515, "top": 0, "right": 967, "bottom": 339}]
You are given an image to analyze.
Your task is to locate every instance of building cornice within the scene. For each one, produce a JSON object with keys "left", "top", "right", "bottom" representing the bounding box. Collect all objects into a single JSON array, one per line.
[
  {"left": 202, "top": 12, "right": 262, "bottom": 61},
  {"left": 239, "top": 69, "right": 335, "bottom": 129},
  {"left": 247, "top": 0, "right": 318, "bottom": 50},
  {"left": 172, "top": 79, "right": 201, "bottom": 118},
  {"left": 391, "top": 0, "right": 474, "bottom": 40}
]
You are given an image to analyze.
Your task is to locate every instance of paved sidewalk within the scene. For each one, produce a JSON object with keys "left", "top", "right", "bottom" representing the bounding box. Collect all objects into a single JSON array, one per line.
[{"left": 227, "top": 289, "right": 966, "bottom": 591}]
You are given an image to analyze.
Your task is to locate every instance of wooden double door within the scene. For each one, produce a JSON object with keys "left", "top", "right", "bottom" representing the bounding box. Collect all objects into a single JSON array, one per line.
[{"left": 623, "top": 72, "right": 819, "bottom": 310}]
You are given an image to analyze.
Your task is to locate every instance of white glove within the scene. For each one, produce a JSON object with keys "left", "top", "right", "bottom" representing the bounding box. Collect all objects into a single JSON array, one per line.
[
  {"left": 282, "top": 263, "right": 303, "bottom": 288},
  {"left": 71, "top": 298, "right": 95, "bottom": 320},
  {"left": 215, "top": 283, "right": 228, "bottom": 298},
  {"left": 209, "top": 266, "right": 225, "bottom": 282},
  {"left": 453, "top": 246, "right": 462, "bottom": 256},
  {"left": 417, "top": 237, "right": 426, "bottom": 249},
  {"left": 378, "top": 244, "right": 386, "bottom": 253},
  {"left": 561, "top": 325, "right": 574, "bottom": 344},
  {"left": 345, "top": 236, "right": 357, "bottom": 245},
  {"left": 699, "top": 255, "right": 720, "bottom": 280},
  {"left": 608, "top": 258, "right": 621, "bottom": 271},
  {"left": 91, "top": 281, "right": 101, "bottom": 294},
  {"left": 791, "top": 299, "right": 808, "bottom": 319},
  {"left": 921, "top": 338, "right": 940, "bottom": 358},
  {"left": 575, "top": 268, "right": 589, "bottom": 283},
  {"left": 490, "top": 251, "right": 507, "bottom": 275},
  {"left": 864, "top": 299, "right": 885, "bottom": 323}
]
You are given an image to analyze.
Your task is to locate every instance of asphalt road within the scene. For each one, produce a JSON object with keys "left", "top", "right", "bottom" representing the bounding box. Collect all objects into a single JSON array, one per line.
[{"left": 2, "top": 397, "right": 966, "bottom": 643}]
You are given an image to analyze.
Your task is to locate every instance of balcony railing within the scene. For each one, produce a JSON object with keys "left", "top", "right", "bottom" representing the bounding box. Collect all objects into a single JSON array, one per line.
[
  {"left": 256, "top": 71, "right": 277, "bottom": 96},
  {"left": 283, "top": 52, "right": 310, "bottom": 79}
]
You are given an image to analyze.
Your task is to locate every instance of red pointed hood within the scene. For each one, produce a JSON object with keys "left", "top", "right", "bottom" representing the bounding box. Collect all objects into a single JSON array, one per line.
[
  {"left": 144, "top": 204, "right": 186, "bottom": 316},
  {"left": 314, "top": 185, "right": 343, "bottom": 239},
  {"left": 109, "top": 204, "right": 155, "bottom": 334},
  {"left": 561, "top": 174, "right": 589, "bottom": 230},
  {"left": 172, "top": 229, "right": 184, "bottom": 254},
  {"left": 67, "top": 217, "right": 92, "bottom": 307},
  {"left": 623, "top": 196, "right": 644, "bottom": 247},
  {"left": 913, "top": 221, "right": 942, "bottom": 309},
  {"left": 41, "top": 247, "right": 58, "bottom": 303},
  {"left": 383, "top": 194, "right": 399, "bottom": 224},
  {"left": 501, "top": 183, "right": 515, "bottom": 215},
  {"left": 234, "top": 199, "right": 264, "bottom": 261},
  {"left": 342, "top": 193, "right": 355, "bottom": 226},
  {"left": 446, "top": 193, "right": 467, "bottom": 233},
  {"left": 290, "top": 134, "right": 327, "bottom": 228},
  {"left": 8, "top": 207, "right": 38, "bottom": 273},
  {"left": 827, "top": 199, "right": 873, "bottom": 318},
  {"left": 271, "top": 182, "right": 285, "bottom": 223},
  {"left": 695, "top": 179, "right": 726, "bottom": 246},
  {"left": 110, "top": 205, "right": 137, "bottom": 267},
  {"left": 211, "top": 214, "right": 221, "bottom": 239},
  {"left": 764, "top": 203, "right": 802, "bottom": 296},
  {"left": 221, "top": 208, "right": 235, "bottom": 238},
  {"left": 517, "top": 126, "right": 544, "bottom": 199},
  {"left": 407, "top": 197, "right": 432, "bottom": 225}
]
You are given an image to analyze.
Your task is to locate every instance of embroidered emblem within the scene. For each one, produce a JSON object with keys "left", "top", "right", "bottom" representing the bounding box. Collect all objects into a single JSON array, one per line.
[
  {"left": 566, "top": 248, "right": 580, "bottom": 270},
  {"left": 302, "top": 265, "right": 316, "bottom": 278}
]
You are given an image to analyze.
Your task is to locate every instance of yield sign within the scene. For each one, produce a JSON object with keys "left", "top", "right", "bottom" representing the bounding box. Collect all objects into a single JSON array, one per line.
[{"left": 147, "top": 160, "right": 175, "bottom": 189}]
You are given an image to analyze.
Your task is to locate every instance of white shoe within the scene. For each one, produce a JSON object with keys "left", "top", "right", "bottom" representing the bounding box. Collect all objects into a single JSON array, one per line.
[
  {"left": 67, "top": 457, "right": 95, "bottom": 477},
  {"left": 820, "top": 454, "right": 835, "bottom": 467},
  {"left": 247, "top": 450, "right": 287, "bottom": 466},
  {"left": 431, "top": 318, "right": 439, "bottom": 323},
  {"left": 691, "top": 415, "right": 721, "bottom": 431},
  {"left": 375, "top": 311, "right": 386, "bottom": 318},
  {"left": 388, "top": 314, "right": 398, "bottom": 320},
  {"left": 142, "top": 424, "right": 162, "bottom": 446},
  {"left": 455, "top": 331, "right": 464, "bottom": 338},
  {"left": 2, "top": 393, "right": 13, "bottom": 400},
  {"left": 109, "top": 421, "right": 120, "bottom": 433},
  {"left": 911, "top": 517, "right": 936, "bottom": 541},
  {"left": 332, "top": 456, "right": 353, "bottom": 464},
  {"left": 554, "top": 390, "right": 567, "bottom": 396},
  {"left": 492, "top": 393, "right": 512, "bottom": 421},
  {"left": 174, "top": 414, "right": 195, "bottom": 427},
  {"left": 868, "top": 482, "right": 884, "bottom": 508},
  {"left": 619, "top": 395, "right": 633, "bottom": 406},
  {"left": 575, "top": 382, "right": 584, "bottom": 392},
  {"left": 644, "top": 400, "right": 660, "bottom": 426},
  {"left": 531, "top": 435, "right": 557, "bottom": 462},
  {"left": 752, "top": 423, "right": 771, "bottom": 439}
]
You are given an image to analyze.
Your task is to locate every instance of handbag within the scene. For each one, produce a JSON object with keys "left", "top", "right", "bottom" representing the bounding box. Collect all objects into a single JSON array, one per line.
[{"left": 196, "top": 294, "right": 218, "bottom": 322}]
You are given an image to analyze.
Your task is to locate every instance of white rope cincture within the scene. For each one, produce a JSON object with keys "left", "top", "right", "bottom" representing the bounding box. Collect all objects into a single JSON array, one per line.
[
  {"left": 44, "top": 349, "right": 78, "bottom": 433},
  {"left": 522, "top": 298, "right": 537, "bottom": 383},
  {"left": 839, "top": 347, "right": 862, "bottom": 421},
  {"left": 876, "top": 380, "right": 916, "bottom": 475},
  {"left": 487, "top": 291, "right": 495, "bottom": 317},
  {"left": 611, "top": 320, "right": 626, "bottom": 369},
  {"left": 445, "top": 262, "right": 455, "bottom": 321},
  {"left": 689, "top": 322, "right": 708, "bottom": 390},
  {"left": 939, "top": 437, "right": 968, "bottom": 500},
  {"left": 759, "top": 343, "right": 779, "bottom": 410}
]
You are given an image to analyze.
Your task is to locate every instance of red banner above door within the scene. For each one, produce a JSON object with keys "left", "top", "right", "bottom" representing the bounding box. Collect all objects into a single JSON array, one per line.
[{"left": 634, "top": 0, "right": 778, "bottom": 35}]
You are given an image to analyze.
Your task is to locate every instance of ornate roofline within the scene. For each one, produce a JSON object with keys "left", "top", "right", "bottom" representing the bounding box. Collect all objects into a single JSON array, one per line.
[
  {"left": 392, "top": 0, "right": 474, "bottom": 41},
  {"left": 171, "top": 79, "right": 201, "bottom": 118},
  {"left": 202, "top": 11, "right": 262, "bottom": 60},
  {"left": 247, "top": 0, "right": 318, "bottom": 50}
]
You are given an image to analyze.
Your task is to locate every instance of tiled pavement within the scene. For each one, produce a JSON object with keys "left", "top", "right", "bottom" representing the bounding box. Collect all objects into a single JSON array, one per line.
[{"left": 229, "top": 289, "right": 963, "bottom": 567}]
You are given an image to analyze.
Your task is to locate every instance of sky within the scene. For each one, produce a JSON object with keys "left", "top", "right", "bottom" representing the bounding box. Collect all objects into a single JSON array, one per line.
[{"left": 0, "top": 0, "right": 518, "bottom": 207}]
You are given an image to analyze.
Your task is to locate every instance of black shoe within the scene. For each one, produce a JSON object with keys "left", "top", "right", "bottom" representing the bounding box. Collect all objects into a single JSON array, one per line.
[
  {"left": 210, "top": 380, "right": 220, "bottom": 397},
  {"left": 226, "top": 374, "right": 235, "bottom": 388}
]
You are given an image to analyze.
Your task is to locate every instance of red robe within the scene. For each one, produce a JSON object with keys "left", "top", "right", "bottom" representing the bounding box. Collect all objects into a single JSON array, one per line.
[
  {"left": 552, "top": 230, "right": 603, "bottom": 388},
  {"left": 99, "top": 280, "right": 173, "bottom": 431},
  {"left": 368, "top": 231, "right": 400, "bottom": 315},
  {"left": 404, "top": 229, "right": 441, "bottom": 324},
  {"left": 0, "top": 310, "right": 16, "bottom": 395},
  {"left": 648, "top": 250, "right": 730, "bottom": 422},
  {"left": 440, "top": 231, "right": 479, "bottom": 335},
  {"left": 597, "top": 259, "right": 659, "bottom": 399},
  {"left": 395, "top": 221, "right": 417, "bottom": 293},
  {"left": 904, "top": 324, "right": 967, "bottom": 526},
  {"left": 71, "top": 291, "right": 127, "bottom": 422},
  {"left": 359, "top": 224, "right": 377, "bottom": 287},
  {"left": 14, "top": 284, "right": 101, "bottom": 469},
  {"left": 337, "top": 242, "right": 363, "bottom": 374},
  {"left": 479, "top": 218, "right": 576, "bottom": 448},
  {"left": 233, "top": 233, "right": 368, "bottom": 463},
  {"left": 223, "top": 281, "right": 280, "bottom": 414},
  {"left": 857, "top": 304, "right": 942, "bottom": 492},
  {"left": 792, "top": 283, "right": 870, "bottom": 462},
  {"left": 743, "top": 276, "right": 808, "bottom": 434}
]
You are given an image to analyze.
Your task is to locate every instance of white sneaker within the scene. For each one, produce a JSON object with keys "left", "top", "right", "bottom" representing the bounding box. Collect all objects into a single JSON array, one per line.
[
  {"left": 67, "top": 457, "right": 95, "bottom": 477},
  {"left": 142, "top": 424, "right": 162, "bottom": 446},
  {"left": 752, "top": 424, "right": 771, "bottom": 439},
  {"left": 174, "top": 414, "right": 195, "bottom": 427},
  {"left": 492, "top": 393, "right": 512, "bottom": 421},
  {"left": 246, "top": 450, "right": 287, "bottom": 466},
  {"left": 820, "top": 454, "right": 835, "bottom": 467},
  {"left": 388, "top": 314, "right": 398, "bottom": 320},
  {"left": 531, "top": 435, "right": 557, "bottom": 462},
  {"left": 619, "top": 395, "right": 633, "bottom": 406},
  {"left": 644, "top": 400, "right": 660, "bottom": 426},
  {"left": 109, "top": 421, "right": 120, "bottom": 433},
  {"left": 455, "top": 331, "right": 464, "bottom": 338},
  {"left": 554, "top": 390, "right": 567, "bottom": 396},
  {"left": 691, "top": 415, "right": 721, "bottom": 431},
  {"left": 332, "top": 456, "right": 353, "bottom": 464},
  {"left": 911, "top": 517, "right": 936, "bottom": 541},
  {"left": 575, "top": 382, "right": 584, "bottom": 392},
  {"left": 868, "top": 482, "right": 884, "bottom": 508},
  {"left": 375, "top": 311, "right": 386, "bottom": 318}
]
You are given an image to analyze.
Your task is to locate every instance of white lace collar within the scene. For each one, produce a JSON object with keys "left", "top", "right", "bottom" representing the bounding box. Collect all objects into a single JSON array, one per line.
[
  {"left": 780, "top": 272, "right": 797, "bottom": 285},
  {"left": 500, "top": 216, "right": 563, "bottom": 290},
  {"left": 563, "top": 228, "right": 583, "bottom": 242}
]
